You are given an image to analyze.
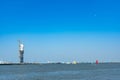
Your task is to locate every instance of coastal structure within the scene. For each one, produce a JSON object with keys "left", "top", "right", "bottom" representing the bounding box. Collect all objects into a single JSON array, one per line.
[
  {"left": 96, "top": 60, "right": 99, "bottom": 64},
  {"left": 18, "top": 40, "right": 24, "bottom": 63},
  {"left": 0, "top": 61, "right": 9, "bottom": 64}
]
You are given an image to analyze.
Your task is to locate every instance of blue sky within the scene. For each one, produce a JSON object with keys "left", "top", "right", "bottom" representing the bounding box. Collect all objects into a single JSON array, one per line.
[{"left": 0, "top": 0, "right": 120, "bottom": 63}]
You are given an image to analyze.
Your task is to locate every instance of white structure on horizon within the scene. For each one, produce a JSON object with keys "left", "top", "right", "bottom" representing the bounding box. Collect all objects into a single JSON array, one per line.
[
  {"left": 0, "top": 60, "right": 9, "bottom": 64},
  {"left": 18, "top": 40, "right": 24, "bottom": 63}
]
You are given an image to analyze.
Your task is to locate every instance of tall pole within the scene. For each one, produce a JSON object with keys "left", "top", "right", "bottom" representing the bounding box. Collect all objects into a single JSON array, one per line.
[{"left": 18, "top": 40, "right": 24, "bottom": 63}]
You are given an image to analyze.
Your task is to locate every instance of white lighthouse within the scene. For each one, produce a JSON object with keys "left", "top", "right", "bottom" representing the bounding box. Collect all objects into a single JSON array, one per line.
[{"left": 18, "top": 40, "right": 24, "bottom": 63}]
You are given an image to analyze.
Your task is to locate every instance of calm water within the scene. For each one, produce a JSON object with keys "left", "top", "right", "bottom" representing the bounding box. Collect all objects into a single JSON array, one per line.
[{"left": 0, "top": 63, "right": 120, "bottom": 80}]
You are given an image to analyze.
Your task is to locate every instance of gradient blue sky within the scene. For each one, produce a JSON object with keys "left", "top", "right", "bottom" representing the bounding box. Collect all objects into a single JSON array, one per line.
[{"left": 0, "top": 0, "right": 120, "bottom": 63}]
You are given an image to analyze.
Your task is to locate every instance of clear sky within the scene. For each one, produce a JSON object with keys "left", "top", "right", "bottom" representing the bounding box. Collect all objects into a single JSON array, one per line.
[{"left": 0, "top": 0, "right": 120, "bottom": 63}]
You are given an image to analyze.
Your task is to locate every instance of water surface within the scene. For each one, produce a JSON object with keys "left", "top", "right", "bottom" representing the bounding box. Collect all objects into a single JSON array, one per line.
[{"left": 0, "top": 63, "right": 120, "bottom": 80}]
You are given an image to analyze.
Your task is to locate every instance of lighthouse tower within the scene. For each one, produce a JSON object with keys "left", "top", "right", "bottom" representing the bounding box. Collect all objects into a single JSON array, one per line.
[{"left": 18, "top": 40, "right": 24, "bottom": 63}]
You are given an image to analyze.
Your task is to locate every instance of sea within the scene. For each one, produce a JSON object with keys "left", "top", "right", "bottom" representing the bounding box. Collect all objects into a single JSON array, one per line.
[{"left": 0, "top": 63, "right": 120, "bottom": 80}]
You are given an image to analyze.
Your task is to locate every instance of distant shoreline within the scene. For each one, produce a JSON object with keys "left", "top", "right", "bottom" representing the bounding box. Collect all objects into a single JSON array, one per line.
[{"left": 0, "top": 62, "right": 120, "bottom": 65}]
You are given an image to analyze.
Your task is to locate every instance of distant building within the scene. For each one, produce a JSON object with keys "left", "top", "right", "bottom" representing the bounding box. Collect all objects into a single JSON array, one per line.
[{"left": 18, "top": 40, "right": 24, "bottom": 63}]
